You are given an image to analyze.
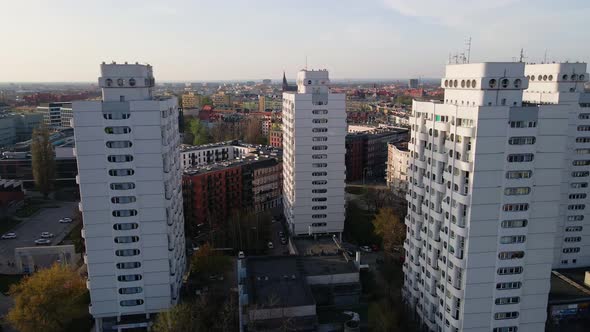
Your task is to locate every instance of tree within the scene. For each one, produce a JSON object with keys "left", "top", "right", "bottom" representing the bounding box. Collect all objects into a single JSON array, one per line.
[
  {"left": 188, "top": 118, "right": 210, "bottom": 145},
  {"left": 31, "top": 124, "right": 55, "bottom": 198},
  {"left": 7, "top": 264, "right": 88, "bottom": 332},
  {"left": 244, "top": 117, "right": 263, "bottom": 144},
  {"left": 190, "top": 243, "right": 232, "bottom": 282},
  {"left": 372, "top": 207, "right": 406, "bottom": 255},
  {"left": 152, "top": 302, "right": 200, "bottom": 332}
]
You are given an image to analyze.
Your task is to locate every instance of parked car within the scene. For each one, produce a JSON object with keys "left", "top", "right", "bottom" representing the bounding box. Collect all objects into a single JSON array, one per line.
[
  {"left": 238, "top": 251, "right": 245, "bottom": 259},
  {"left": 40, "top": 232, "right": 54, "bottom": 239},
  {"left": 58, "top": 217, "right": 72, "bottom": 223},
  {"left": 35, "top": 239, "right": 51, "bottom": 245},
  {"left": 267, "top": 241, "right": 274, "bottom": 249},
  {"left": 360, "top": 245, "right": 372, "bottom": 253},
  {"left": 1, "top": 232, "right": 16, "bottom": 239}
]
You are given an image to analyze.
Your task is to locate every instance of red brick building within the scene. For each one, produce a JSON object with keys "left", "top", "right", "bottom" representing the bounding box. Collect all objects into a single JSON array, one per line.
[{"left": 269, "top": 123, "right": 283, "bottom": 148}]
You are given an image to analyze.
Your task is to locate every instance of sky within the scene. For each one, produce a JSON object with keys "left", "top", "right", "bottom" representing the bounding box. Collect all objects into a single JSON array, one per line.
[{"left": 1, "top": 0, "right": 589, "bottom": 82}]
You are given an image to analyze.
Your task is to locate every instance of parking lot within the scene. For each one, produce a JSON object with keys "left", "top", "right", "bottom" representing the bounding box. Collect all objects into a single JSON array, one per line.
[{"left": 0, "top": 201, "right": 78, "bottom": 274}]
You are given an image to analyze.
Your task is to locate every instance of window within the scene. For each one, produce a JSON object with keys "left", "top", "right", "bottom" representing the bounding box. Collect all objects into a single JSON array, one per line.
[
  {"left": 571, "top": 182, "right": 588, "bottom": 188},
  {"left": 504, "top": 187, "right": 531, "bottom": 195},
  {"left": 505, "top": 170, "right": 532, "bottom": 179},
  {"left": 110, "top": 182, "right": 136, "bottom": 190},
  {"left": 312, "top": 128, "right": 328, "bottom": 132},
  {"left": 566, "top": 226, "right": 583, "bottom": 232},
  {"left": 112, "top": 209, "right": 138, "bottom": 217},
  {"left": 312, "top": 110, "right": 328, "bottom": 115},
  {"left": 508, "top": 136, "right": 535, "bottom": 145},
  {"left": 115, "top": 249, "right": 140, "bottom": 256},
  {"left": 494, "top": 312, "right": 519, "bottom": 320},
  {"left": 496, "top": 282, "right": 521, "bottom": 290},
  {"left": 312, "top": 137, "right": 327, "bottom": 141},
  {"left": 116, "top": 262, "right": 141, "bottom": 269},
  {"left": 501, "top": 219, "right": 527, "bottom": 228},
  {"left": 579, "top": 113, "right": 590, "bottom": 120},
  {"left": 563, "top": 247, "right": 580, "bottom": 253},
  {"left": 500, "top": 235, "right": 526, "bottom": 244},
  {"left": 312, "top": 214, "right": 327, "bottom": 218},
  {"left": 312, "top": 180, "right": 327, "bottom": 185},
  {"left": 498, "top": 251, "right": 525, "bottom": 260},
  {"left": 105, "top": 126, "right": 131, "bottom": 134},
  {"left": 106, "top": 78, "right": 113, "bottom": 86},
  {"left": 108, "top": 169, "right": 134, "bottom": 176},
  {"left": 568, "top": 215, "right": 584, "bottom": 221},
  {"left": 118, "top": 274, "right": 142, "bottom": 282},
  {"left": 497, "top": 266, "right": 523, "bottom": 275},
  {"left": 312, "top": 154, "right": 327, "bottom": 159},
  {"left": 129, "top": 78, "right": 136, "bottom": 86},
  {"left": 311, "top": 222, "right": 327, "bottom": 227},
  {"left": 577, "top": 137, "right": 590, "bottom": 143},
  {"left": 568, "top": 204, "right": 585, "bottom": 210},
  {"left": 312, "top": 145, "right": 328, "bottom": 150},
  {"left": 114, "top": 236, "right": 139, "bottom": 243},
  {"left": 106, "top": 141, "right": 133, "bottom": 148},
  {"left": 576, "top": 149, "right": 590, "bottom": 155},
  {"left": 509, "top": 121, "right": 536, "bottom": 128},
  {"left": 119, "top": 287, "right": 143, "bottom": 295},
  {"left": 569, "top": 193, "right": 587, "bottom": 199},
  {"left": 507, "top": 154, "right": 534, "bottom": 162},
  {"left": 312, "top": 172, "right": 327, "bottom": 176},
  {"left": 489, "top": 79, "right": 497, "bottom": 88},
  {"left": 120, "top": 299, "right": 144, "bottom": 307},
  {"left": 103, "top": 112, "right": 130, "bottom": 120},
  {"left": 514, "top": 79, "right": 522, "bottom": 88},
  {"left": 578, "top": 125, "right": 590, "bottom": 131},
  {"left": 312, "top": 206, "right": 327, "bottom": 210},
  {"left": 564, "top": 237, "right": 582, "bottom": 242},
  {"left": 312, "top": 163, "right": 327, "bottom": 168},
  {"left": 573, "top": 160, "right": 590, "bottom": 166},
  {"left": 503, "top": 203, "right": 528, "bottom": 212},
  {"left": 312, "top": 189, "right": 327, "bottom": 194},
  {"left": 495, "top": 297, "right": 520, "bottom": 305},
  {"left": 312, "top": 197, "right": 327, "bottom": 202},
  {"left": 312, "top": 119, "right": 328, "bottom": 124},
  {"left": 572, "top": 171, "right": 590, "bottom": 177},
  {"left": 108, "top": 155, "right": 134, "bottom": 163},
  {"left": 113, "top": 223, "right": 138, "bottom": 230},
  {"left": 111, "top": 196, "right": 136, "bottom": 204},
  {"left": 493, "top": 327, "right": 518, "bottom": 332}
]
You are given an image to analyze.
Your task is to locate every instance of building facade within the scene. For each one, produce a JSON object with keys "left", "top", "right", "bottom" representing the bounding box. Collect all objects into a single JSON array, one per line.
[
  {"left": 282, "top": 69, "right": 346, "bottom": 236},
  {"left": 181, "top": 92, "right": 201, "bottom": 109},
  {"left": 402, "top": 61, "right": 588, "bottom": 332},
  {"left": 180, "top": 141, "right": 254, "bottom": 169},
  {"left": 386, "top": 141, "right": 409, "bottom": 195},
  {"left": 37, "top": 102, "right": 73, "bottom": 130},
  {"left": 73, "top": 63, "right": 185, "bottom": 331}
]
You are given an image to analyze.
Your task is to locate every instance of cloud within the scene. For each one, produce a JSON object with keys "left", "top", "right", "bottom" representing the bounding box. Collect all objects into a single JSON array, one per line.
[{"left": 382, "top": 0, "right": 521, "bottom": 26}]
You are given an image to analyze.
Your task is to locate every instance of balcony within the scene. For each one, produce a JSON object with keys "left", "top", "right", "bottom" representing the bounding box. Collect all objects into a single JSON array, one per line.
[
  {"left": 456, "top": 126, "right": 474, "bottom": 137},
  {"left": 434, "top": 121, "right": 450, "bottom": 132}
]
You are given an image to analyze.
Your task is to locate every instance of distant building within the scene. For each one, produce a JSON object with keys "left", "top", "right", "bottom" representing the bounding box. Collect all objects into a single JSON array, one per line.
[
  {"left": 0, "top": 155, "right": 77, "bottom": 188},
  {"left": 37, "top": 102, "right": 73, "bottom": 130},
  {"left": 269, "top": 123, "right": 283, "bottom": 148},
  {"left": 180, "top": 141, "right": 254, "bottom": 169},
  {"left": 282, "top": 69, "right": 346, "bottom": 236},
  {"left": 0, "top": 115, "right": 16, "bottom": 147},
  {"left": 281, "top": 71, "right": 297, "bottom": 92},
  {"left": 13, "top": 112, "right": 43, "bottom": 141},
  {"left": 181, "top": 92, "right": 201, "bottom": 109},
  {"left": 262, "top": 79, "right": 272, "bottom": 85},
  {"left": 408, "top": 78, "right": 419, "bottom": 89},
  {"left": 0, "top": 179, "right": 25, "bottom": 216},
  {"left": 386, "top": 141, "right": 409, "bottom": 195},
  {"left": 212, "top": 92, "right": 231, "bottom": 107}
]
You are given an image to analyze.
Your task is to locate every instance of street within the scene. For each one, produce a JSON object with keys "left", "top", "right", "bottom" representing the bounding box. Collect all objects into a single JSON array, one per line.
[
  {"left": 0, "top": 201, "right": 78, "bottom": 274},
  {"left": 267, "top": 219, "right": 290, "bottom": 256}
]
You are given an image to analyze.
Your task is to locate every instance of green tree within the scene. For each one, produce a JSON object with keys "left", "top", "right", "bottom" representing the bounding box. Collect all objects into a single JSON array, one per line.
[
  {"left": 190, "top": 243, "right": 232, "bottom": 282},
  {"left": 152, "top": 302, "right": 200, "bottom": 332},
  {"left": 7, "top": 264, "right": 89, "bottom": 332},
  {"left": 188, "top": 118, "right": 210, "bottom": 145},
  {"left": 372, "top": 207, "right": 406, "bottom": 255},
  {"left": 199, "top": 96, "right": 212, "bottom": 106},
  {"left": 31, "top": 124, "right": 55, "bottom": 198}
]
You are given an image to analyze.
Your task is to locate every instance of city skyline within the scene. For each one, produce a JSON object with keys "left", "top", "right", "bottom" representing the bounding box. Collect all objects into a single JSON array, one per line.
[{"left": 2, "top": 0, "right": 589, "bottom": 82}]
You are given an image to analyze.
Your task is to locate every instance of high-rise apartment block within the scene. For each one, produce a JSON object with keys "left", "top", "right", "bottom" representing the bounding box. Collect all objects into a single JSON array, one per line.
[
  {"left": 403, "top": 62, "right": 588, "bottom": 332},
  {"left": 282, "top": 70, "right": 346, "bottom": 236},
  {"left": 73, "top": 62, "right": 185, "bottom": 331}
]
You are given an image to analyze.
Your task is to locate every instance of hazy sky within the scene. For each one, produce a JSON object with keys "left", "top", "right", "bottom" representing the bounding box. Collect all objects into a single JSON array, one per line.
[{"left": 1, "top": 0, "right": 589, "bottom": 82}]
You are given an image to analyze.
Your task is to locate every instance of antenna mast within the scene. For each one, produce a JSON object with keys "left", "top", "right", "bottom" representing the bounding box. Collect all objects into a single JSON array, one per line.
[
  {"left": 465, "top": 37, "right": 472, "bottom": 63},
  {"left": 519, "top": 48, "right": 527, "bottom": 63}
]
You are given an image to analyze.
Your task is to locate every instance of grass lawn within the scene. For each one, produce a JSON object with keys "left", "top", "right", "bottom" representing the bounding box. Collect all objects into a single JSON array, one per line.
[
  {"left": 0, "top": 274, "right": 24, "bottom": 295},
  {"left": 0, "top": 217, "right": 23, "bottom": 235}
]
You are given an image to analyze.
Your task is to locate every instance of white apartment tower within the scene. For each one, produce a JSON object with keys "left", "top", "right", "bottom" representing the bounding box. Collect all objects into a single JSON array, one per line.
[
  {"left": 282, "top": 69, "right": 346, "bottom": 236},
  {"left": 403, "top": 61, "right": 589, "bottom": 332},
  {"left": 73, "top": 63, "right": 185, "bottom": 331}
]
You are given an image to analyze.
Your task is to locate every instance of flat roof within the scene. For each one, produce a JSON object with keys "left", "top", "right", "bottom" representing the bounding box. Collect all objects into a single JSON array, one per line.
[
  {"left": 294, "top": 237, "right": 358, "bottom": 276},
  {"left": 246, "top": 256, "right": 315, "bottom": 308},
  {"left": 549, "top": 269, "right": 590, "bottom": 304}
]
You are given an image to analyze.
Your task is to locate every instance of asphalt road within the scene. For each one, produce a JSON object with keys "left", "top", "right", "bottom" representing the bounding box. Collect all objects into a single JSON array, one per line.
[
  {"left": 0, "top": 201, "right": 78, "bottom": 273},
  {"left": 267, "top": 219, "right": 290, "bottom": 256}
]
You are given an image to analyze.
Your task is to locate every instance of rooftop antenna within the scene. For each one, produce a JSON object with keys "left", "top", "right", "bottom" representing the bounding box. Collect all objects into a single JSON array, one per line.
[
  {"left": 519, "top": 48, "right": 527, "bottom": 63},
  {"left": 448, "top": 53, "right": 452, "bottom": 64},
  {"left": 305, "top": 56, "right": 308, "bottom": 70},
  {"left": 543, "top": 49, "right": 548, "bottom": 63},
  {"left": 465, "top": 37, "right": 472, "bottom": 63}
]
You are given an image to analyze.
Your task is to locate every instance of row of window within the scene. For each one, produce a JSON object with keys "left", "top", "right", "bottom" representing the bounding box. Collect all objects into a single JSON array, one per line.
[
  {"left": 111, "top": 196, "right": 136, "bottom": 204},
  {"left": 506, "top": 170, "right": 532, "bottom": 179},
  {"left": 312, "top": 119, "right": 328, "bottom": 124},
  {"left": 105, "top": 126, "right": 131, "bottom": 134},
  {"left": 568, "top": 215, "right": 584, "bottom": 221},
  {"left": 563, "top": 247, "right": 580, "bottom": 253},
  {"left": 117, "top": 262, "right": 140, "bottom": 269},
  {"left": 109, "top": 169, "right": 134, "bottom": 176},
  {"left": 501, "top": 219, "right": 527, "bottom": 228},
  {"left": 121, "top": 299, "right": 144, "bottom": 307},
  {"left": 106, "top": 141, "right": 132, "bottom": 148},
  {"left": 573, "top": 160, "right": 590, "bottom": 166},
  {"left": 503, "top": 203, "right": 529, "bottom": 212},
  {"left": 312, "top": 137, "right": 327, "bottom": 141},
  {"left": 566, "top": 226, "right": 583, "bottom": 232},
  {"left": 312, "top": 180, "right": 327, "bottom": 185},
  {"left": 103, "top": 113, "right": 130, "bottom": 120},
  {"left": 312, "top": 109, "right": 328, "bottom": 115},
  {"left": 572, "top": 182, "right": 588, "bottom": 188},
  {"left": 116, "top": 249, "right": 140, "bottom": 257},
  {"left": 312, "top": 189, "right": 327, "bottom": 194},
  {"left": 312, "top": 163, "right": 327, "bottom": 168},
  {"left": 312, "top": 206, "right": 327, "bottom": 210},
  {"left": 576, "top": 149, "right": 590, "bottom": 154},
  {"left": 312, "top": 214, "right": 327, "bottom": 219},
  {"left": 113, "top": 222, "right": 138, "bottom": 230},
  {"left": 572, "top": 171, "right": 589, "bottom": 177},
  {"left": 118, "top": 274, "right": 142, "bottom": 282},
  {"left": 509, "top": 121, "right": 536, "bottom": 128},
  {"left": 498, "top": 251, "right": 525, "bottom": 260},
  {"left": 312, "top": 197, "right": 327, "bottom": 202},
  {"left": 500, "top": 235, "right": 526, "bottom": 244},
  {"left": 495, "top": 296, "right": 520, "bottom": 305},
  {"left": 494, "top": 311, "right": 519, "bottom": 320},
  {"left": 576, "top": 137, "right": 590, "bottom": 143},
  {"left": 564, "top": 236, "right": 582, "bottom": 242},
  {"left": 312, "top": 128, "right": 328, "bottom": 132},
  {"left": 113, "top": 209, "right": 138, "bottom": 217},
  {"left": 507, "top": 154, "right": 534, "bottom": 163},
  {"left": 312, "top": 154, "right": 327, "bottom": 159},
  {"left": 111, "top": 182, "right": 135, "bottom": 190},
  {"left": 497, "top": 281, "right": 521, "bottom": 290},
  {"left": 493, "top": 327, "right": 518, "bottom": 332},
  {"left": 108, "top": 155, "right": 133, "bottom": 163},
  {"left": 312, "top": 145, "right": 328, "bottom": 150},
  {"left": 497, "top": 266, "right": 523, "bottom": 275},
  {"left": 114, "top": 236, "right": 139, "bottom": 243},
  {"left": 504, "top": 187, "right": 530, "bottom": 196},
  {"left": 578, "top": 125, "right": 590, "bottom": 131},
  {"left": 568, "top": 204, "right": 585, "bottom": 210},
  {"left": 508, "top": 136, "right": 535, "bottom": 145},
  {"left": 312, "top": 172, "right": 327, "bottom": 176}
]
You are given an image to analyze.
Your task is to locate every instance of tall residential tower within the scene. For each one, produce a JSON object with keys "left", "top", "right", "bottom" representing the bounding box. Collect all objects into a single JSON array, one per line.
[
  {"left": 403, "top": 61, "right": 588, "bottom": 332},
  {"left": 282, "top": 69, "right": 346, "bottom": 236},
  {"left": 73, "top": 63, "right": 185, "bottom": 331}
]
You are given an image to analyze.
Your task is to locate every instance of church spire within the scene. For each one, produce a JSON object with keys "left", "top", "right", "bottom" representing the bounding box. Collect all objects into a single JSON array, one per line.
[{"left": 282, "top": 71, "right": 288, "bottom": 92}]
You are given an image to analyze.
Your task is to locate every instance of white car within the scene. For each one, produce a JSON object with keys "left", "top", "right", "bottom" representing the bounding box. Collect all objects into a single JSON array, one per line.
[
  {"left": 267, "top": 241, "right": 274, "bottom": 249},
  {"left": 360, "top": 245, "right": 372, "bottom": 253},
  {"left": 238, "top": 251, "right": 245, "bottom": 259},
  {"left": 1, "top": 232, "right": 16, "bottom": 239},
  {"left": 40, "top": 232, "right": 54, "bottom": 239},
  {"left": 59, "top": 218, "right": 72, "bottom": 223},
  {"left": 35, "top": 239, "right": 51, "bottom": 245}
]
